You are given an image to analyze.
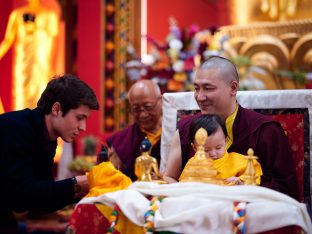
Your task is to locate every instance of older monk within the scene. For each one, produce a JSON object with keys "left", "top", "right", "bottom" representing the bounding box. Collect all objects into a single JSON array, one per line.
[{"left": 106, "top": 80, "right": 162, "bottom": 180}]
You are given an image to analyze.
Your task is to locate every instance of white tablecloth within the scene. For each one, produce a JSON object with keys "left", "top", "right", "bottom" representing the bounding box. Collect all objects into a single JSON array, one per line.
[{"left": 78, "top": 182, "right": 312, "bottom": 234}]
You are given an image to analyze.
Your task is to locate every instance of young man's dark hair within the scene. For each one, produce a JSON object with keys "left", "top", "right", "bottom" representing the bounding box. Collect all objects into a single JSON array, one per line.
[{"left": 37, "top": 74, "right": 99, "bottom": 116}]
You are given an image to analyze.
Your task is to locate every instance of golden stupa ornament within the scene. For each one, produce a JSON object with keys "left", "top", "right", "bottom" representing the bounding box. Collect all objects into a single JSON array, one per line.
[
  {"left": 179, "top": 128, "right": 223, "bottom": 184},
  {"left": 135, "top": 138, "right": 163, "bottom": 182},
  {"left": 243, "top": 148, "right": 258, "bottom": 186}
]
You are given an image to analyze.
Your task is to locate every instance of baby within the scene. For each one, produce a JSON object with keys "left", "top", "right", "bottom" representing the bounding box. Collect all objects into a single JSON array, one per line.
[{"left": 189, "top": 114, "right": 263, "bottom": 185}]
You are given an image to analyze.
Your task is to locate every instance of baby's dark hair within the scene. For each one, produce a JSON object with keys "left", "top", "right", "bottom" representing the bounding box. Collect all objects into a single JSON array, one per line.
[{"left": 189, "top": 114, "right": 228, "bottom": 142}]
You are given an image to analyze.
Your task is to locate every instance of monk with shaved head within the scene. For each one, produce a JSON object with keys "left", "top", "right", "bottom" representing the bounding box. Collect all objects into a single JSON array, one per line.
[
  {"left": 164, "top": 56, "right": 299, "bottom": 201},
  {"left": 128, "top": 80, "right": 162, "bottom": 134},
  {"left": 106, "top": 80, "right": 162, "bottom": 180}
]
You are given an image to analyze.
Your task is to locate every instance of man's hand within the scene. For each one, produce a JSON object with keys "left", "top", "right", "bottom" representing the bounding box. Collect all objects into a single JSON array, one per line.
[{"left": 74, "top": 175, "right": 89, "bottom": 198}]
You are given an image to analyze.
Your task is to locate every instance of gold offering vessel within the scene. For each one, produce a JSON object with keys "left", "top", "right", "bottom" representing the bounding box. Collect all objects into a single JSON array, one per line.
[
  {"left": 243, "top": 148, "right": 258, "bottom": 185},
  {"left": 179, "top": 128, "right": 224, "bottom": 185}
]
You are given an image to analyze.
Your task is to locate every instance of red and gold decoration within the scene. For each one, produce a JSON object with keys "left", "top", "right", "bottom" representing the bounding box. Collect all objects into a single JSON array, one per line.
[
  {"left": 103, "top": 0, "right": 136, "bottom": 133},
  {"left": 103, "top": 0, "right": 116, "bottom": 132}
]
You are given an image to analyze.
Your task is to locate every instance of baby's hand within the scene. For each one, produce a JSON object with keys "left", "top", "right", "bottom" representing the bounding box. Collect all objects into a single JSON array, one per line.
[{"left": 225, "top": 176, "right": 243, "bottom": 185}]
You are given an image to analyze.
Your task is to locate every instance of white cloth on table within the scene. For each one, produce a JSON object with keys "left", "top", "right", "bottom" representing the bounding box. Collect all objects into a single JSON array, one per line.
[{"left": 78, "top": 182, "right": 312, "bottom": 234}]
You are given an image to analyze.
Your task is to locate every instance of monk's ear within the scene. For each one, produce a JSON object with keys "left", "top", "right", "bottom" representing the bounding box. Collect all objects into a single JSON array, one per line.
[
  {"left": 230, "top": 80, "right": 238, "bottom": 95},
  {"left": 158, "top": 95, "right": 163, "bottom": 106}
]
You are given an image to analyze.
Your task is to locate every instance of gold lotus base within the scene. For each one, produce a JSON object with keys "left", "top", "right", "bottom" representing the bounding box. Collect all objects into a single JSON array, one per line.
[
  {"left": 179, "top": 177, "right": 226, "bottom": 185},
  {"left": 152, "top": 179, "right": 168, "bottom": 184}
]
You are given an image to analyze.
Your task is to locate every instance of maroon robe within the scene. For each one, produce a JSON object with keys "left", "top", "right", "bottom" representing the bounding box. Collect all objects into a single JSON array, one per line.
[
  {"left": 106, "top": 123, "right": 161, "bottom": 181},
  {"left": 178, "top": 105, "right": 299, "bottom": 200}
]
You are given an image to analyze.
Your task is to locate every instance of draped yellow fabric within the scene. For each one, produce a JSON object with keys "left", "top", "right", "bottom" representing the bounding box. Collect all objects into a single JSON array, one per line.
[
  {"left": 225, "top": 104, "right": 238, "bottom": 150},
  {"left": 86, "top": 161, "right": 140, "bottom": 232},
  {"left": 96, "top": 203, "right": 144, "bottom": 234},
  {"left": 86, "top": 161, "right": 132, "bottom": 197},
  {"left": 141, "top": 127, "right": 162, "bottom": 146},
  {"left": 213, "top": 150, "right": 263, "bottom": 184}
]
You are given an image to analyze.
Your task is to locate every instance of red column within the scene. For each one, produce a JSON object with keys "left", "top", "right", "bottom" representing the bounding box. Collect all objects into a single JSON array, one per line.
[
  {"left": 217, "top": 0, "right": 231, "bottom": 26},
  {"left": 77, "top": 0, "right": 103, "bottom": 138}
]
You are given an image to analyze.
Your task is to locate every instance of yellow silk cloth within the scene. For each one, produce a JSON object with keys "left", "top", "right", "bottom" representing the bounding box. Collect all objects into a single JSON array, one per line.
[
  {"left": 225, "top": 104, "right": 238, "bottom": 150},
  {"left": 86, "top": 161, "right": 132, "bottom": 197},
  {"left": 95, "top": 203, "right": 144, "bottom": 234},
  {"left": 141, "top": 127, "right": 162, "bottom": 146},
  {"left": 214, "top": 150, "right": 263, "bottom": 184}
]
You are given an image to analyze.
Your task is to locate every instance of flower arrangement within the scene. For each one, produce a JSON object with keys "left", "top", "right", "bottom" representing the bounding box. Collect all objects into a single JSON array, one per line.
[
  {"left": 127, "top": 17, "right": 227, "bottom": 92},
  {"left": 145, "top": 18, "right": 220, "bottom": 92}
]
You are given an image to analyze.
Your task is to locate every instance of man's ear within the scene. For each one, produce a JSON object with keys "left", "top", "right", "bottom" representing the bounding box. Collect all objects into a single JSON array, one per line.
[
  {"left": 51, "top": 102, "right": 62, "bottom": 116},
  {"left": 230, "top": 80, "right": 238, "bottom": 95}
]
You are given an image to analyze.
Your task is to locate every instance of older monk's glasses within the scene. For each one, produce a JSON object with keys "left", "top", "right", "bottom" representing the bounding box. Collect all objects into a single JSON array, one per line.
[{"left": 129, "top": 97, "right": 161, "bottom": 115}]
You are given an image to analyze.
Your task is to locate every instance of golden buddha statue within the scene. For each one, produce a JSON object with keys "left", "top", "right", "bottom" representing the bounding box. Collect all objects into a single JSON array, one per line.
[
  {"left": 179, "top": 128, "right": 224, "bottom": 184},
  {"left": 0, "top": 0, "right": 59, "bottom": 110},
  {"left": 135, "top": 138, "right": 161, "bottom": 182},
  {"left": 242, "top": 148, "right": 258, "bottom": 185}
]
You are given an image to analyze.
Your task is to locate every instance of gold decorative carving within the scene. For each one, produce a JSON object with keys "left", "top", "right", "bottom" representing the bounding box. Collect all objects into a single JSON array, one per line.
[
  {"left": 290, "top": 32, "right": 312, "bottom": 70},
  {"left": 279, "top": 33, "right": 300, "bottom": 51},
  {"left": 240, "top": 34, "right": 290, "bottom": 69},
  {"left": 217, "top": 19, "right": 312, "bottom": 90},
  {"left": 219, "top": 19, "right": 312, "bottom": 39}
]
